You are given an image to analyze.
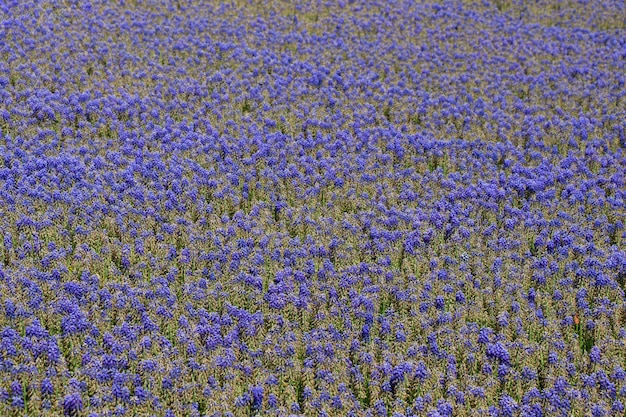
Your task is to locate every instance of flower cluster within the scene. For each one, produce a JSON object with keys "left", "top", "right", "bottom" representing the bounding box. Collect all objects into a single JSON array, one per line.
[{"left": 0, "top": 0, "right": 625, "bottom": 416}]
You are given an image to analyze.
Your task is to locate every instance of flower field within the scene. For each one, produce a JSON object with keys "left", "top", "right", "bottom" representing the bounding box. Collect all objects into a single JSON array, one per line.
[{"left": 0, "top": 0, "right": 625, "bottom": 416}]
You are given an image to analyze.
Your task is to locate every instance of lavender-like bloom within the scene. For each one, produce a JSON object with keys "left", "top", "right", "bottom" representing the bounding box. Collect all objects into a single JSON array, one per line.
[
  {"left": 590, "top": 346, "right": 602, "bottom": 364},
  {"left": 250, "top": 386, "right": 264, "bottom": 411},
  {"left": 41, "top": 378, "right": 54, "bottom": 397},
  {"left": 486, "top": 342, "right": 511, "bottom": 366},
  {"left": 62, "top": 393, "right": 83, "bottom": 417}
]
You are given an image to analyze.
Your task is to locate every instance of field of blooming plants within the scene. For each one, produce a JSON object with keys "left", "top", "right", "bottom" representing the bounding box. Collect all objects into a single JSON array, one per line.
[{"left": 0, "top": 0, "right": 625, "bottom": 416}]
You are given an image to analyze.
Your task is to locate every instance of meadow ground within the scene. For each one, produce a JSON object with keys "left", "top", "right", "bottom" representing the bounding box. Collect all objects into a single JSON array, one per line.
[{"left": 0, "top": 0, "right": 625, "bottom": 416}]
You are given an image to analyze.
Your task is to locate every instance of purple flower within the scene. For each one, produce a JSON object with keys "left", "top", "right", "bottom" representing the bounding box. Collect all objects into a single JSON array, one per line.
[
  {"left": 486, "top": 342, "right": 511, "bottom": 366},
  {"left": 268, "top": 393, "right": 278, "bottom": 409},
  {"left": 478, "top": 327, "right": 493, "bottom": 344},
  {"left": 3, "top": 233, "right": 12, "bottom": 250},
  {"left": 590, "top": 346, "right": 601, "bottom": 363},
  {"left": 499, "top": 395, "right": 517, "bottom": 417},
  {"left": 10, "top": 381, "right": 22, "bottom": 397},
  {"left": 250, "top": 385, "right": 264, "bottom": 411},
  {"left": 62, "top": 393, "right": 83, "bottom": 417},
  {"left": 235, "top": 391, "right": 251, "bottom": 407},
  {"left": 437, "top": 400, "right": 453, "bottom": 417},
  {"left": 41, "top": 378, "right": 54, "bottom": 397},
  {"left": 413, "top": 361, "right": 430, "bottom": 381},
  {"left": 374, "top": 399, "right": 387, "bottom": 417},
  {"left": 390, "top": 364, "right": 406, "bottom": 396},
  {"left": 520, "top": 404, "right": 543, "bottom": 417},
  {"left": 591, "top": 403, "right": 606, "bottom": 417},
  {"left": 11, "top": 396, "right": 24, "bottom": 409}
]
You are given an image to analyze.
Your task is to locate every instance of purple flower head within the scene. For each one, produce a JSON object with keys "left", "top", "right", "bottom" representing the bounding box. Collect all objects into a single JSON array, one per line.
[
  {"left": 437, "top": 400, "right": 453, "bottom": 417},
  {"left": 374, "top": 399, "right": 387, "bottom": 417},
  {"left": 499, "top": 394, "right": 517, "bottom": 417},
  {"left": 10, "top": 381, "right": 22, "bottom": 397},
  {"left": 414, "top": 361, "right": 430, "bottom": 381},
  {"left": 486, "top": 342, "right": 510, "bottom": 366},
  {"left": 11, "top": 396, "right": 24, "bottom": 409},
  {"left": 591, "top": 403, "right": 606, "bottom": 417},
  {"left": 520, "top": 404, "right": 543, "bottom": 417},
  {"left": 41, "top": 378, "right": 54, "bottom": 397},
  {"left": 235, "top": 391, "right": 251, "bottom": 407},
  {"left": 389, "top": 364, "right": 406, "bottom": 395},
  {"left": 62, "top": 393, "right": 83, "bottom": 417},
  {"left": 250, "top": 385, "right": 264, "bottom": 411},
  {"left": 478, "top": 327, "right": 493, "bottom": 344},
  {"left": 268, "top": 393, "right": 278, "bottom": 408},
  {"left": 590, "top": 346, "right": 601, "bottom": 363},
  {"left": 4, "top": 233, "right": 12, "bottom": 250}
]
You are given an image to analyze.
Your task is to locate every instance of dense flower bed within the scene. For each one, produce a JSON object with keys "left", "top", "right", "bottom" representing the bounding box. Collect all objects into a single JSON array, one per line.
[{"left": 0, "top": 0, "right": 625, "bottom": 416}]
